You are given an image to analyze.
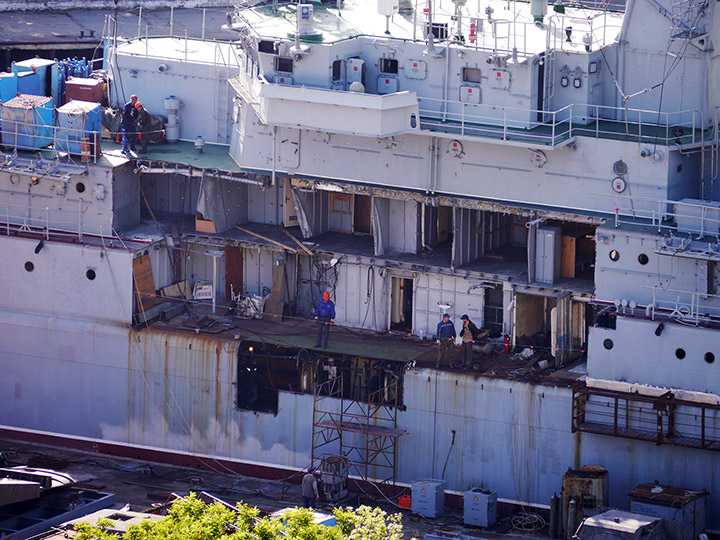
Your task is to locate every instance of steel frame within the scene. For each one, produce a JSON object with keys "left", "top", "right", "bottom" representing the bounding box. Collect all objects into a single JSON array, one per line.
[
  {"left": 311, "top": 362, "right": 406, "bottom": 486},
  {"left": 572, "top": 382, "right": 720, "bottom": 451}
]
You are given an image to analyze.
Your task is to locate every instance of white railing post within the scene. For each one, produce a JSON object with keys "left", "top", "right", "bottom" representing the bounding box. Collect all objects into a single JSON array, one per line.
[
  {"left": 461, "top": 102, "right": 465, "bottom": 135},
  {"left": 45, "top": 206, "right": 49, "bottom": 239},
  {"left": 503, "top": 108, "right": 507, "bottom": 140},
  {"left": 5, "top": 204, "right": 9, "bottom": 236}
]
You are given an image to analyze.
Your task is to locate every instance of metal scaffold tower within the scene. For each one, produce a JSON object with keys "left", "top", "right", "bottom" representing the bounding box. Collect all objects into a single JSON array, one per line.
[{"left": 311, "top": 363, "right": 406, "bottom": 488}]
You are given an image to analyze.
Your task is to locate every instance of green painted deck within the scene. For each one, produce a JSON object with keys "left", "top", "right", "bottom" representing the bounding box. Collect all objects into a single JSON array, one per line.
[{"left": 103, "top": 140, "right": 242, "bottom": 172}]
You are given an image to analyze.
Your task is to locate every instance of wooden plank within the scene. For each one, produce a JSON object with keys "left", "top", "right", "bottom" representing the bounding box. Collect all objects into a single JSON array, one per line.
[
  {"left": 159, "top": 280, "right": 191, "bottom": 300},
  {"left": 264, "top": 264, "right": 285, "bottom": 321},
  {"left": 281, "top": 227, "right": 314, "bottom": 256},
  {"left": 561, "top": 235, "right": 576, "bottom": 278},
  {"left": 195, "top": 215, "right": 217, "bottom": 234},
  {"left": 235, "top": 226, "right": 298, "bottom": 253},
  {"left": 132, "top": 254, "right": 162, "bottom": 311}
]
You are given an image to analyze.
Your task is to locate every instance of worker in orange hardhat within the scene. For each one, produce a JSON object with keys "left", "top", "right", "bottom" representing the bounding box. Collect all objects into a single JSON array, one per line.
[
  {"left": 314, "top": 291, "right": 336, "bottom": 349},
  {"left": 134, "top": 102, "right": 151, "bottom": 154}
]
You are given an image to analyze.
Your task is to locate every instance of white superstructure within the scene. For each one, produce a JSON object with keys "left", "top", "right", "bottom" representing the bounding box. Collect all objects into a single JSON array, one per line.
[{"left": 1, "top": 0, "right": 719, "bottom": 528}]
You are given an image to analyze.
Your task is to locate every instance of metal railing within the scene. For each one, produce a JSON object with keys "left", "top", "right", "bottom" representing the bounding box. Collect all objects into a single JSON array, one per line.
[
  {"left": 1, "top": 200, "right": 95, "bottom": 243},
  {"left": 646, "top": 285, "right": 720, "bottom": 323},
  {"left": 602, "top": 193, "right": 720, "bottom": 236},
  {"left": 0, "top": 118, "right": 101, "bottom": 164},
  {"left": 416, "top": 96, "right": 704, "bottom": 146}
]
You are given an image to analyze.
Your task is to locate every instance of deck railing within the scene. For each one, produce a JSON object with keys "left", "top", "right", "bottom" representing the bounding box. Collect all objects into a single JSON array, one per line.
[
  {"left": 416, "top": 97, "right": 704, "bottom": 147},
  {"left": 0, "top": 119, "right": 101, "bottom": 164},
  {"left": 645, "top": 286, "right": 720, "bottom": 323},
  {"left": 600, "top": 193, "right": 720, "bottom": 237},
  {"left": 1, "top": 200, "right": 94, "bottom": 243}
]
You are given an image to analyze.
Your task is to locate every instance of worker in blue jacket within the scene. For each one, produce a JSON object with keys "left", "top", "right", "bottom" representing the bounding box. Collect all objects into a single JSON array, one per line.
[
  {"left": 436, "top": 313, "right": 456, "bottom": 368},
  {"left": 314, "top": 291, "right": 336, "bottom": 348}
]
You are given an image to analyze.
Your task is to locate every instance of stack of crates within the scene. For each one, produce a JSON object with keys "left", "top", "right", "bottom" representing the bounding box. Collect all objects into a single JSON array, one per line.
[
  {"left": 56, "top": 100, "right": 101, "bottom": 156},
  {"left": 1, "top": 94, "right": 53, "bottom": 149}
]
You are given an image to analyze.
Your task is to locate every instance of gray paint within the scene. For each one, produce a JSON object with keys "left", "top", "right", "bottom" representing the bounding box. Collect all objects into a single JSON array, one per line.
[{"left": 2, "top": 317, "right": 720, "bottom": 525}]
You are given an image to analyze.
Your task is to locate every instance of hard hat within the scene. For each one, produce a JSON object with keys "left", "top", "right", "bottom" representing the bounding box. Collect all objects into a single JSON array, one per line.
[
  {"left": 323, "top": 291, "right": 330, "bottom": 300},
  {"left": 135, "top": 102, "right": 143, "bottom": 109}
]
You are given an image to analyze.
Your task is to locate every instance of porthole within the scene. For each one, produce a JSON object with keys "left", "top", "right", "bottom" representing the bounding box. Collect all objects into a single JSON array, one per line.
[
  {"left": 613, "top": 160, "right": 628, "bottom": 176},
  {"left": 24, "top": 261, "right": 34, "bottom": 272},
  {"left": 706, "top": 352, "right": 715, "bottom": 364},
  {"left": 76, "top": 182, "right": 86, "bottom": 193},
  {"left": 86, "top": 269, "right": 96, "bottom": 280},
  {"left": 609, "top": 250, "right": 620, "bottom": 261},
  {"left": 603, "top": 339, "right": 613, "bottom": 350},
  {"left": 675, "top": 348, "right": 686, "bottom": 359},
  {"left": 638, "top": 253, "right": 649, "bottom": 265}
]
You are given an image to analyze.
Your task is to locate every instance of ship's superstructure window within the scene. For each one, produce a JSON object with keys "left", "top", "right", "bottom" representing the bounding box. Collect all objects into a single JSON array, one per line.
[
  {"left": 275, "top": 57, "right": 293, "bottom": 73},
  {"left": 706, "top": 352, "right": 715, "bottom": 364},
  {"left": 676, "top": 348, "right": 686, "bottom": 359},
  {"left": 609, "top": 250, "right": 619, "bottom": 261},
  {"left": 258, "top": 40, "right": 275, "bottom": 53},
  {"left": 638, "top": 253, "right": 649, "bottom": 265},
  {"left": 24, "top": 262, "right": 34, "bottom": 272},
  {"left": 603, "top": 339, "right": 613, "bottom": 350},
  {"left": 332, "top": 59, "right": 342, "bottom": 81},
  {"left": 86, "top": 269, "right": 96, "bottom": 280},
  {"left": 379, "top": 58, "right": 398, "bottom": 74},
  {"left": 76, "top": 182, "right": 85, "bottom": 193},
  {"left": 462, "top": 67, "right": 482, "bottom": 84}
]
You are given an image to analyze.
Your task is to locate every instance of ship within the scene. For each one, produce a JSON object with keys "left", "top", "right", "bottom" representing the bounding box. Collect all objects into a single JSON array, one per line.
[{"left": 1, "top": 0, "right": 719, "bottom": 533}]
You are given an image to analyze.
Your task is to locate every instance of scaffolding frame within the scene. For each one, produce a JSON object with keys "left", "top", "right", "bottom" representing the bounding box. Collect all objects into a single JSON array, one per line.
[{"left": 311, "top": 360, "right": 406, "bottom": 487}]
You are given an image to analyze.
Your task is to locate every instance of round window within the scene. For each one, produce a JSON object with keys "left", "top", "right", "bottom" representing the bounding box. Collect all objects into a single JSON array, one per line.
[
  {"left": 675, "top": 348, "right": 686, "bottom": 359},
  {"left": 609, "top": 250, "right": 620, "bottom": 261},
  {"left": 705, "top": 352, "right": 715, "bottom": 364},
  {"left": 76, "top": 182, "right": 86, "bottom": 193},
  {"left": 86, "top": 269, "right": 96, "bottom": 280},
  {"left": 638, "top": 253, "right": 649, "bottom": 265},
  {"left": 24, "top": 261, "right": 34, "bottom": 272},
  {"left": 603, "top": 339, "right": 614, "bottom": 350}
]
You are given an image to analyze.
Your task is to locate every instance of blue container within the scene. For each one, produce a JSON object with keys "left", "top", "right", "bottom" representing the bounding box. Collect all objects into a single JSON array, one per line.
[
  {"left": 16, "top": 71, "right": 43, "bottom": 97},
  {"left": 1, "top": 94, "right": 54, "bottom": 149},
  {"left": 12, "top": 58, "right": 59, "bottom": 104},
  {"left": 0, "top": 72, "right": 18, "bottom": 103},
  {"left": 56, "top": 100, "right": 101, "bottom": 155}
]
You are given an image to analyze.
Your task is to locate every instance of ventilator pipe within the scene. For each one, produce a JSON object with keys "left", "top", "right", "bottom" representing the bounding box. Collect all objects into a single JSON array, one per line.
[
  {"left": 645, "top": 302, "right": 655, "bottom": 319},
  {"left": 525, "top": 216, "right": 545, "bottom": 228}
]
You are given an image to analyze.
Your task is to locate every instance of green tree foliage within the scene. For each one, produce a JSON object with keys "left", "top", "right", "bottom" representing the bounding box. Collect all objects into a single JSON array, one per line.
[{"left": 70, "top": 494, "right": 404, "bottom": 540}]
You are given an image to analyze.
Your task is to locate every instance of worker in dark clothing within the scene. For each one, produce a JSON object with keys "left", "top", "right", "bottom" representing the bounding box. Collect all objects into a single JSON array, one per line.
[
  {"left": 301, "top": 467, "right": 319, "bottom": 508},
  {"left": 314, "top": 291, "right": 335, "bottom": 348},
  {"left": 135, "top": 102, "right": 151, "bottom": 154},
  {"left": 366, "top": 368, "right": 381, "bottom": 403},
  {"left": 459, "top": 314, "right": 479, "bottom": 369},
  {"left": 121, "top": 94, "right": 139, "bottom": 155},
  {"left": 436, "top": 313, "right": 456, "bottom": 368}
]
